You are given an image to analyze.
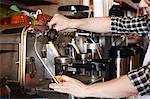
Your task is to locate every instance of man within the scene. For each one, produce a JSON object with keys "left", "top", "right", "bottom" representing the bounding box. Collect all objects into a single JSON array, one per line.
[{"left": 48, "top": 0, "right": 150, "bottom": 98}]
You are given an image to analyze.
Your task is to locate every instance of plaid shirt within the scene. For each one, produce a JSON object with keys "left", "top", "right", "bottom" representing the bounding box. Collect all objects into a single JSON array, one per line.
[
  {"left": 111, "top": 15, "right": 150, "bottom": 35},
  {"left": 128, "top": 65, "right": 150, "bottom": 96},
  {"left": 111, "top": 15, "right": 150, "bottom": 96}
]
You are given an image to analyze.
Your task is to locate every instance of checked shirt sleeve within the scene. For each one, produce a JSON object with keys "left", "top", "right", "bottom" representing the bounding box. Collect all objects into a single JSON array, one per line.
[
  {"left": 111, "top": 15, "right": 150, "bottom": 95},
  {"left": 128, "top": 65, "right": 150, "bottom": 96},
  {"left": 111, "top": 15, "right": 149, "bottom": 35}
]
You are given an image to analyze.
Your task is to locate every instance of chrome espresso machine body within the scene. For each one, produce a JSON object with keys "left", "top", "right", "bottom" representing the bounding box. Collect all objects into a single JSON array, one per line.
[
  {"left": 24, "top": 27, "right": 126, "bottom": 84},
  {"left": 28, "top": 28, "right": 107, "bottom": 83},
  {"left": 9, "top": 25, "right": 104, "bottom": 99}
]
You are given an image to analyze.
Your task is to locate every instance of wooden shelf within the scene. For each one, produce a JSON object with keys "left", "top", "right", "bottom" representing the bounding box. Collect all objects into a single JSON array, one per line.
[
  {"left": 0, "top": 23, "right": 28, "bottom": 35},
  {"left": 0, "top": 0, "right": 58, "bottom": 5},
  {"left": 0, "top": 0, "right": 58, "bottom": 11},
  {"left": 10, "top": 0, "right": 58, "bottom": 6},
  {"left": 0, "top": 22, "right": 29, "bottom": 32}
]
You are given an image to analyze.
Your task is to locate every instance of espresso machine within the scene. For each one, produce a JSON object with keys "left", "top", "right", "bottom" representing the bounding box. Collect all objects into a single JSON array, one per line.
[
  {"left": 14, "top": 22, "right": 108, "bottom": 99},
  {"left": 9, "top": 7, "right": 104, "bottom": 98}
]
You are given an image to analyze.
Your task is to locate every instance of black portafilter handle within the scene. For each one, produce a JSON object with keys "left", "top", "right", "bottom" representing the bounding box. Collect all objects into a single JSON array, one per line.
[{"left": 44, "top": 28, "right": 59, "bottom": 41}]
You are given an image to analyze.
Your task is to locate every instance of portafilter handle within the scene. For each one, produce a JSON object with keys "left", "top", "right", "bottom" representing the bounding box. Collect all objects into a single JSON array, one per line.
[{"left": 44, "top": 28, "right": 59, "bottom": 41}]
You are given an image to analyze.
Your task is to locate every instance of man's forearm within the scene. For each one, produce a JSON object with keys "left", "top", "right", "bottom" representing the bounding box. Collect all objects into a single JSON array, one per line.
[
  {"left": 70, "top": 17, "right": 112, "bottom": 33},
  {"left": 85, "top": 75, "right": 138, "bottom": 98}
]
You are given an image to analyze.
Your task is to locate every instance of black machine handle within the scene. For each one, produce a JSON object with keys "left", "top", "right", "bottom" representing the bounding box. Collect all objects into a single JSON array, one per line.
[{"left": 44, "top": 28, "right": 59, "bottom": 41}]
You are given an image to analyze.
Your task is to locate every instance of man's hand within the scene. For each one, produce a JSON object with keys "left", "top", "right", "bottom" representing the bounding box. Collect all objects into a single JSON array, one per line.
[
  {"left": 49, "top": 75, "right": 88, "bottom": 98},
  {"left": 47, "top": 14, "right": 72, "bottom": 31}
]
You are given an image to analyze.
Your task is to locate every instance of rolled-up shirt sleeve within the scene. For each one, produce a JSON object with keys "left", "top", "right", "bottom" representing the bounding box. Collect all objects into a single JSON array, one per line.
[{"left": 128, "top": 65, "right": 150, "bottom": 95}]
